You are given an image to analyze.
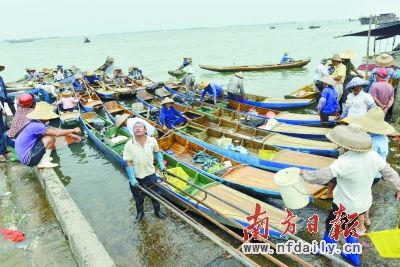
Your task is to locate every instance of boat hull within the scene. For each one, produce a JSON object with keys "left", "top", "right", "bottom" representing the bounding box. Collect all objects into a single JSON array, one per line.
[{"left": 199, "top": 59, "right": 311, "bottom": 72}]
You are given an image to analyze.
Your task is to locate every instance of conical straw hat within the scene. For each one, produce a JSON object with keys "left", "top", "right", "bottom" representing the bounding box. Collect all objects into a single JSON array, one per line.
[
  {"left": 375, "top": 53, "right": 395, "bottom": 67},
  {"left": 27, "top": 102, "right": 59, "bottom": 120},
  {"left": 161, "top": 97, "right": 174, "bottom": 105},
  {"left": 340, "top": 49, "right": 356, "bottom": 59},
  {"left": 342, "top": 107, "right": 395, "bottom": 135},
  {"left": 326, "top": 125, "right": 372, "bottom": 152}
]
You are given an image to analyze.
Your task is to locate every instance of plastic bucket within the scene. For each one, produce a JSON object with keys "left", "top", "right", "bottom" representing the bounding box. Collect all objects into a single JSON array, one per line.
[{"left": 273, "top": 167, "right": 309, "bottom": 209}]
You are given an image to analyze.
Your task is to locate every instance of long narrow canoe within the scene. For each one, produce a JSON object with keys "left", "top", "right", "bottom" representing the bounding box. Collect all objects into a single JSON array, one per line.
[
  {"left": 284, "top": 84, "right": 320, "bottom": 100},
  {"left": 84, "top": 80, "right": 116, "bottom": 100},
  {"left": 164, "top": 85, "right": 335, "bottom": 125},
  {"left": 176, "top": 124, "right": 335, "bottom": 171},
  {"left": 239, "top": 92, "right": 314, "bottom": 110},
  {"left": 159, "top": 133, "right": 325, "bottom": 199},
  {"left": 199, "top": 59, "right": 311, "bottom": 72},
  {"left": 137, "top": 93, "right": 339, "bottom": 156},
  {"left": 103, "top": 101, "right": 134, "bottom": 123},
  {"left": 79, "top": 112, "right": 297, "bottom": 234}
]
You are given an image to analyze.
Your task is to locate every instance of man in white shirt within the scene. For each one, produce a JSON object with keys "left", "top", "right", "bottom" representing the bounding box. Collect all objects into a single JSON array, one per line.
[
  {"left": 313, "top": 59, "right": 329, "bottom": 91},
  {"left": 123, "top": 119, "right": 166, "bottom": 223},
  {"left": 301, "top": 125, "right": 400, "bottom": 266},
  {"left": 341, "top": 77, "right": 376, "bottom": 118}
]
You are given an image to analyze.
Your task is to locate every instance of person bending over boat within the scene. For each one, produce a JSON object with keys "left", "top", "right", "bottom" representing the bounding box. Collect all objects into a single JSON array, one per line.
[
  {"left": 83, "top": 72, "right": 101, "bottom": 84},
  {"left": 340, "top": 77, "right": 376, "bottom": 119},
  {"left": 159, "top": 97, "right": 189, "bottom": 131},
  {"left": 301, "top": 125, "right": 400, "bottom": 266},
  {"left": 128, "top": 66, "right": 144, "bottom": 80},
  {"left": 329, "top": 54, "right": 347, "bottom": 104},
  {"left": 54, "top": 90, "right": 79, "bottom": 112},
  {"left": 123, "top": 119, "right": 166, "bottom": 223},
  {"left": 178, "top": 56, "right": 192, "bottom": 70},
  {"left": 112, "top": 67, "right": 126, "bottom": 87},
  {"left": 279, "top": 52, "right": 293, "bottom": 64},
  {"left": 15, "top": 102, "right": 81, "bottom": 168},
  {"left": 181, "top": 67, "right": 196, "bottom": 91},
  {"left": 316, "top": 76, "right": 339, "bottom": 126},
  {"left": 199, "top": 80, "right": 224, "bottom": 105},
  {"left": 226, "top": 72, "right": 245, "bottom": 101}
]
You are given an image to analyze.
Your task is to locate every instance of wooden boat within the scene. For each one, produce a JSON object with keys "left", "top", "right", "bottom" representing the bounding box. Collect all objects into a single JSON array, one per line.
[
  {"left": 83, "top": 80, "right": 116, "bottom": 100},
  {"left": 73, "top": 86, "right": 103, "bottom": 112},
  {"left": 103, "top": 101, "right": 134, "bottom": 123},
  {"left": 136, "top": 92, "right": 338, "bottom": 156},
  {"left": 238, "top": 92, "right": 315, "bottom": 110},
  {"left": 158, "top": 133, "right": 324, "bottom": 199},
  {"left": 175, "top": 124, "right": 335, "bottom": 171},
  {"left": 309, "top": 25, "right": 321, "bottom": 29},
  {"left": 284, "top": 84, "right": 320, "bottom": 100},
  {"left": 79, "top": 112, "right": 296, "bottom": 234},
  {"left": 199, "top": 59, "right": 311, "bottom": 73},
  {"left": 168, "top": 69, "right": 186, "bottom": 79},
  {"left": 164, "top": 85, "right": 336, "bottom": 125}
]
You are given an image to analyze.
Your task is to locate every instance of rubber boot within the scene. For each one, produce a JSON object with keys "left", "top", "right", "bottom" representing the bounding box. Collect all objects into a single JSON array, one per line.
[
  {"left": 316, "top": 231, "right": 337, "bottom": 256},
  {"left": 134, "top": 202, "right": 145, "bottom": 224},
  {"left": 341, "top": 235, "right": 361, "bottom": 266},
  {"left": 152, "top": 200, "right": 166, "bottom": 219}
]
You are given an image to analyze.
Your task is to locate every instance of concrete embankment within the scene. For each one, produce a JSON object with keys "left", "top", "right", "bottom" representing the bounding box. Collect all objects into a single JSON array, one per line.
[{"left": 33, "top": 167, "right": 116, "bottom": 267}]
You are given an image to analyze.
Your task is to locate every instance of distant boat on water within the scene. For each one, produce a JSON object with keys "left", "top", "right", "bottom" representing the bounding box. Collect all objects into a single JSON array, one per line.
[
  {"left": 359, "top": 13, "right": 399, "bottom": 25},
  {"left": 7, "top": 38, "right": 35, "bottom": 43},
  {"left": 297, "top": 27, "right": 304, "bottom": 30},
  {"left": 309, "top": 25, "right": 321, "bottom": 29},
  {"left": 84, "top": 37, "right": 91, "bottom": 43},
  {"left": 270, "top": 25, "right": 276, "bottom": 29}
]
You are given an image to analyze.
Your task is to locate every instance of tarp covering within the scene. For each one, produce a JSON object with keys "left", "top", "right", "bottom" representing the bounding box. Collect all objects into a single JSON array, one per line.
[{"left": 337, "top": 21, "right": 400, "bottom": 39}]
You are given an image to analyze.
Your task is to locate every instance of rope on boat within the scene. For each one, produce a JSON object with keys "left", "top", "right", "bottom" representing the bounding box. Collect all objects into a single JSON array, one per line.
[
  {"left": 137, "top": 184, "right": 262, "bottom": 267},
  {"left": 162, "top": 170, "right": 353, "bottom": 267}
]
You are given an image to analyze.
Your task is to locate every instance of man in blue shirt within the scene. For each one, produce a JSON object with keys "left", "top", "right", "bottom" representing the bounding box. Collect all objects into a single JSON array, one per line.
[
  {"left": 83, "top": 72, "right": 100, "bottom": 84},
  {"left": 280, "top": 52, "right": 293, "bottom": 64},
  {"left": 159, "top": 97, "right": 189, "bottom": 130},
  {"left": 199, "top": 80, "right": 224, "bottom": 105},
  {"left": 0, "top": 65, "right": 16, "bottom": 116},
  {"left": 316, "top": 76, "right": 339, "bottom": 126}
]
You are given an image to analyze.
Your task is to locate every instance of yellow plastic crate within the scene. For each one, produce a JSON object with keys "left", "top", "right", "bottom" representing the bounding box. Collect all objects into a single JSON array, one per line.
[
  {"left": 166, "top": 167, "right": 190, "bottom": 191},
  {"left": 367, "top": 229, "right": 400, "bottom": 258},
  {"left": 258, "top": 150, "right": 276, "bottom": 160}
]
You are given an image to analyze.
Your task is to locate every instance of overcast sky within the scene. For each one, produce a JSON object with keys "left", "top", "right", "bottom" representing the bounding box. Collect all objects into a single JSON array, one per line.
[{"left": 1, "top": 0, "right": 398, "bottom": 40}]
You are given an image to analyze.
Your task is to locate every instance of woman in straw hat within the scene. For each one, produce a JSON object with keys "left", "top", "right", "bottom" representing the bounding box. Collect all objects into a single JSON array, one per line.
[
  {"left": 342, "top": 107, "right": 398, "bottom": 234},
  {"left": 316, "top": 76, "right": 339, "bottom": 126},
  {"left": 365, "top": 53, "right": 397, "bottom": 92},
  {"left": 340, "top": 77, "right": 376, "bottom": 119},
  {"left": 301, "top": 125, "right": 400, "bottom": 266},
  {"left": 199, "top": 80, "right": 224, "bottom": 105},
  {"left": 54, "top": 90, "right": 79, "bottom": 112},
  {"left": 329, "top": 54, "right": 347, "bottom": 104},
  {"left": 226, "top": 72, "right": 245, "bottom": 101},
  {"left": 15, "top": 102, "right": 81, "bottom": 168},
  {"left": 123, "top": 118, "right": 166, "bottom": 223},
  {"left": 159, "top": 97, "right": 189, "bottom": 131},
  {"left": 368, "top": 68, "right": 395, "bottom": 121}
]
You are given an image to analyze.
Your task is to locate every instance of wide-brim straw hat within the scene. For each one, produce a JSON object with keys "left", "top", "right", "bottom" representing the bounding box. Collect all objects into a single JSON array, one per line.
[
  {"left": 27, "top": 102, "right": 59, "bottom": 120},
  {"left": 161, "top": 97, "right": 175, "bottom": 105},
  {"left": 340, "top": 49, "right": 356, "bottom": 59},
  {"left": 375, "top": 53, "right": 395, "bottom": 67},
  {"left": 0, "top": 65, "right": 5, "bottom": 72},
  {"left": 318, "top": 76, "right": 337, "bottom": 86},
  {"left": 42, "top": 68, "right": 52, "bottom": 74},
  {"left": 235, "top": 72, "right": 244, "bottom": 79},
  {"left": 85, "top": 71, "right": 94, "bottom": 76},
  {"left": 128, "top": 66, "right": 138, "bottom": 72},
  {"left": 199, "top": 80, "right": 209, "bottom": 89},
  {"left": 331, "top": 54, "right": 342, "bottom": 62},
  {"left": 326, "top": 125, "right": 372, "bottom": 152},
  {"left": 115, "top": 113, "right": 130, "bottom": 128},
  {"left": 53, "top": 82, "right": 62, "bottom": 88},
  {"left": 62, "top": 90, "right": 73, "bottom": 97},
  {"left": 345, "top": 77, "right": 369, "bottom": 90},
  {"left": 342, "top": 107, "right": 395, "bottom": 135}
]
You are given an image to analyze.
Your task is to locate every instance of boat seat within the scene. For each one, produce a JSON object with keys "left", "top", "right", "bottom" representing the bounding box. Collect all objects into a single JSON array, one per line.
[
  {"left": 107, "top": 107, "right": 124, "bottom": 114},
  {"left": 132, "top": 102, "right": 147, "bottom": 113},
  {"left": 105, "top": 135, "right": 129, "bottom": 147}
]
